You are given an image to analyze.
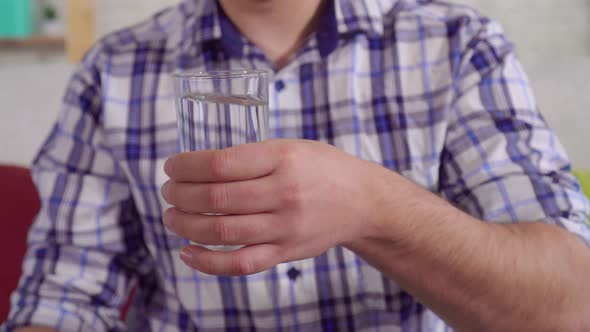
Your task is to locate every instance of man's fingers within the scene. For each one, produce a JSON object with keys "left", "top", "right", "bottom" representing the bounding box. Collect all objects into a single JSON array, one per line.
[
  {"left": 163, "top": 208, "right": 281, "bottom": 245},
  {"left": 179, "top": 243, "right": 283, "bottom": 276},
  {"left": 161, "top": 176, "right": 279, "bottom": 214},
  {"left": 165, "top": 141, "right": 280, "bottom": 182}
]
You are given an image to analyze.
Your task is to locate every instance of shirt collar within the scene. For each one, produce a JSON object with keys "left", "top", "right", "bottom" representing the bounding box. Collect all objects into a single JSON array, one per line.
[{"left": 180, "top": 0, "right": 395, "bottom": 60}]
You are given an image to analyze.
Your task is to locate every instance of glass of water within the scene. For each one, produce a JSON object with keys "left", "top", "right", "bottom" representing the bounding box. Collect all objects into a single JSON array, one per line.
[{"left": 172, "top": 70, "right": 270, "bottom": 251}]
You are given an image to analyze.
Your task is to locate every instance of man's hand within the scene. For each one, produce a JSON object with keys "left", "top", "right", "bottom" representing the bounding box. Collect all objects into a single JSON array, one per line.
[
  {"left": 161, "top": 139, "right": 390, "bottom": 275},
  {"left": 161, "top": 139, "right": 590, "bottom": 330}
]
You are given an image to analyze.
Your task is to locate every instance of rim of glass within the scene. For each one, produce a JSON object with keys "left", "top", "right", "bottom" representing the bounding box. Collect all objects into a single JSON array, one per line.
[{"left": 173, "top": 69, "right": 269, "bottom": 80}]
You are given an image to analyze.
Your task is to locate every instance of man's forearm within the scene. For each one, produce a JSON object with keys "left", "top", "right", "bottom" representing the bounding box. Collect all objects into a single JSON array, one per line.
[{"left": 347, "top": 176, "right": 590, "bottom": 331}]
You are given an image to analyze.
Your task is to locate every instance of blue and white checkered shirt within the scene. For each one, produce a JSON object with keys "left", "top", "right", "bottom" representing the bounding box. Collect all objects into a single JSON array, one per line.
[{"left": 5, "top": 0, "right": 590, "bottom": 331}]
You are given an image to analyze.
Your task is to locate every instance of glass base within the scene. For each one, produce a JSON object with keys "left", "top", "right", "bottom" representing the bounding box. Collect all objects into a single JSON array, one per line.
[{"left": 189, "top": 241, "right": 244, "bottom": 252}]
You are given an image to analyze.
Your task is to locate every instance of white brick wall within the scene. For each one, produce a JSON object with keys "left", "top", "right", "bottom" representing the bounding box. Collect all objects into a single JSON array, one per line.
[
  {"left": 96, "top": 0, "right": 180, "bottom": 37},
  {"left": 2, "top": 0, "right": 590, "bottom": 168},
  {"left": 461, "top": 0, "right": 590, "bottom": 62}
]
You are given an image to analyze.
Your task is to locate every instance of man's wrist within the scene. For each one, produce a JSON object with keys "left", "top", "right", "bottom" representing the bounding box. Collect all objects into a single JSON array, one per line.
[
  {"left": 347, "top": 167, "right": 477, "bottom": 254},
  {"left": 343, "top": 164, "right": 405, "bottom": 247}
]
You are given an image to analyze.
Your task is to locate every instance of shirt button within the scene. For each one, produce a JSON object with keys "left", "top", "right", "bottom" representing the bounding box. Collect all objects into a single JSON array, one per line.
[
  {"left": 275, "top": 80, "right": 286, "bottom": 92},
  {"left": 287, "top": 267, "right": 301, "bottom": 281}
]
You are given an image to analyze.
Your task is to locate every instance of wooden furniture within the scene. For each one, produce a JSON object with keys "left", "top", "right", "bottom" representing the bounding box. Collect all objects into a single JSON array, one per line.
[
  {"left": 0, "top": 36, "right": 65, "bottom": 49},
  {"left": 65, "top": 0, "right": 95, "bottom": 62}
]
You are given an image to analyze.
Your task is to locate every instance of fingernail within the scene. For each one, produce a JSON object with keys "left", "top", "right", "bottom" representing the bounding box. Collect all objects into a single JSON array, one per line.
[
  {"left": 164, "top": 159, "right": 173, "bottom": 176},
  {"left": 162, "top": 209, "right": 172, "bottom": 227},
  {"left": 180, "top": 247, "right": 195, "bottom": 262},
  {"left": 161, "top": 181, "right": 170, "bottom": 198}
]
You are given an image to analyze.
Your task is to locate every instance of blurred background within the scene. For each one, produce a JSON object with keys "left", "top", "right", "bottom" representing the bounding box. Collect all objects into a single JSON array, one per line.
[{"left": 0, "top": 0, "right": 589, "bottom": 168}]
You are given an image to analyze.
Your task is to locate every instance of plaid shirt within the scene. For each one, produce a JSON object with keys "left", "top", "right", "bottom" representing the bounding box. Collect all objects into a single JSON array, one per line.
[{"left": 6, "top": 0, "right": 590, "bottom": 331}]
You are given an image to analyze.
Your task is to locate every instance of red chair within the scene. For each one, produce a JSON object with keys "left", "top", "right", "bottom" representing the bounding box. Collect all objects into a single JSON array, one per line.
[{"left": 0, "top": 165, "right": 41, "bottom": 321}]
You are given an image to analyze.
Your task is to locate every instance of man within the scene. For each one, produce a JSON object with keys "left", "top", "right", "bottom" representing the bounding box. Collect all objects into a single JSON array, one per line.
[{"left": 5, "top": 0, "right": 590, "bottom": 331}]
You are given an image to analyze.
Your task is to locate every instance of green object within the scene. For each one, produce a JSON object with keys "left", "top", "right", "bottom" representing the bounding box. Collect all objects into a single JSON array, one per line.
[
  {"left": 573, "top": 170, "right": 590, "bottom": 199},
  {"left": 42, "top": 4, "right": 57, "bottom": 21},
  {"left": 0, "top": 0, "right": 32, "bottom": 38},
  {"left": 573, "top": 170, "right": 590, "bottom": 222}
]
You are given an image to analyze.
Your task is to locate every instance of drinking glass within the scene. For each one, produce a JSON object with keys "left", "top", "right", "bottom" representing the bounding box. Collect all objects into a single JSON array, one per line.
[{"left": 172, "top": 70, "right": 269, "bottom": 251}]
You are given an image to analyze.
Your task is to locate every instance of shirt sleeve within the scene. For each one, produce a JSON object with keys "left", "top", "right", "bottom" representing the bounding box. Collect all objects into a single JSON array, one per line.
[
  {"left": 438, "top": 14, "right": 590, "bottom": 244},
  {"left": 3, "top": 46, "right": 154, "bottom": 332}
]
